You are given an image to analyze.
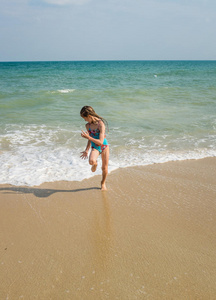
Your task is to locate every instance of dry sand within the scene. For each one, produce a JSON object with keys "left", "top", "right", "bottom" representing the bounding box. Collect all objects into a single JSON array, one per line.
[{"left": 0, "top": 158, "right": 216, "bottom": 299}]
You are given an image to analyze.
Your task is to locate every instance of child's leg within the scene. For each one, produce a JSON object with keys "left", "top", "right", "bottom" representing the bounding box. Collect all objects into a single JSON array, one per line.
[
  {"left": 101, "top": 146, "right": 109, "bottom": 190},
  {"left": 89, "top": 148, "right": 100, "bottom": 172}
]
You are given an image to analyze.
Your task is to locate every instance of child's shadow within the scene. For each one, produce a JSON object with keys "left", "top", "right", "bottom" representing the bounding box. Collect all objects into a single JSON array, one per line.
[{"left": 0, "top": 186, "right": 100, "bottom": 198}]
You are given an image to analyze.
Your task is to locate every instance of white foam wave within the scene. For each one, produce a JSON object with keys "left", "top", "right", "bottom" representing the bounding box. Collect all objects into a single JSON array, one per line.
[
  {"left": 0, "top": 146, "right": 105, "bottom": 186},
  {"left": 0, "top": 125, "right": 118, "bottom": 186},
  {"left": 0, "top": 146, "right": 215, "bottom": 186},
  {"left": 1, "top": 125, "right": 216, "bottom": 186},
  {"left": 57, "top": 89, "right": 75, "bottom": 93}
]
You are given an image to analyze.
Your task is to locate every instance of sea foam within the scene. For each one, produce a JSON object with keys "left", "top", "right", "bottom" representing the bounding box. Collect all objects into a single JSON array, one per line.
[
  {"left": 0, "top": 125, "right": 119, "bottom": 186},
  {"left": 1, "top": 125, "right": 216, "bottom": 186},
  {"left": 0, "top": 143, "right": 215, "bottom": 186},
  {"left": 57, "top": 89, "right": 75, "bottom": 93}
]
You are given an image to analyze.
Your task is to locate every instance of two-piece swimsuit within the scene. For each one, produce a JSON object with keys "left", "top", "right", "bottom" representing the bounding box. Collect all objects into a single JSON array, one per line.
[{"left": 88, "top": 121, "right": 108, "bottom": 154}]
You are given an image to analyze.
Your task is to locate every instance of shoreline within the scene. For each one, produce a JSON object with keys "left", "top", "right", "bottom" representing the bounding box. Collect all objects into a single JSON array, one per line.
[
  {"left": 1, "top": 157, "right": 216, "bottom": 299},
  {"left": 1, "top": 155, "right": 216, "bottom": 188}
]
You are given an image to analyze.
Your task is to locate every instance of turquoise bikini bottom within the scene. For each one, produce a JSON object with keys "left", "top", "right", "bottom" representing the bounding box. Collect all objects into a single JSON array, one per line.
[{"left": 91, "top": 138, "right": 108, "bottom": 154}]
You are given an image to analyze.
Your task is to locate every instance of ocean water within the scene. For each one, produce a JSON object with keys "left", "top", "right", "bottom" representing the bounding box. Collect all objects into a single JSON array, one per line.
[{"left": 0, "top": 61, "right": 216, "bottom": 186}]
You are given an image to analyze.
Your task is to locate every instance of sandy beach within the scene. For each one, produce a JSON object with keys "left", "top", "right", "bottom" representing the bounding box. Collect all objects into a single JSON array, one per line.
[{"left": 0, "top": 157, "right": 216, "bottom": 299}]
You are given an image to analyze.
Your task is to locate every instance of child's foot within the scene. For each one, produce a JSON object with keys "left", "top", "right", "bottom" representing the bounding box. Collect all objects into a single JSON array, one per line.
[
  {"left": 91, "top": 163, "right": 97, "bottom": 172},
  {"left": 101, "top": 181, "right": 107, "bottom": 191}
]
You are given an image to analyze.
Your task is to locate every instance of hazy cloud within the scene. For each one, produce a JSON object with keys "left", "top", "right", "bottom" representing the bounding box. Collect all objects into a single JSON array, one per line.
[
  {"left": 41, "top": 0, "right": 91, "bottom": 5},
  {"left": 0, "top": 0, "right": 216, "bottom": 61}
]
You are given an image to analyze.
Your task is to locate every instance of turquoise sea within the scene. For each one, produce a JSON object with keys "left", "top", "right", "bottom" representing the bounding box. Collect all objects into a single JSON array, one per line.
[{"left": 0, "top": 61, "right": 216, "bottom": 186}]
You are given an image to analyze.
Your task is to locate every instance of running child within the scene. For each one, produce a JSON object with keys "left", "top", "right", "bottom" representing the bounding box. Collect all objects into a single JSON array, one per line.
[{"left": 80, "top": 106, "right": 109, "bottom": 191}]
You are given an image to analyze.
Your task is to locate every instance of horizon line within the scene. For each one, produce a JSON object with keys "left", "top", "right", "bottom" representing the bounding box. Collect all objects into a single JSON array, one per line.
[{"left": 1, "top": 59, "right": 216, "bottom": 63}]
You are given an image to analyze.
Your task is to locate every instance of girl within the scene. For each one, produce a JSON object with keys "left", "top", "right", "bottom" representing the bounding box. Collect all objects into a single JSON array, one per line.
[{"left": 80, "top": 106, "right": 109, "bottom": 191}]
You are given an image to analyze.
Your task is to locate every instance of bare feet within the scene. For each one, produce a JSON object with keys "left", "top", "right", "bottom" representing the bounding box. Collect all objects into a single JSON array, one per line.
[
  {"left": 91, "top": 163, "right": 97, "bottom": 172},
  {"left": 101, "top": 181, "right": 107, "bottom": 191}
]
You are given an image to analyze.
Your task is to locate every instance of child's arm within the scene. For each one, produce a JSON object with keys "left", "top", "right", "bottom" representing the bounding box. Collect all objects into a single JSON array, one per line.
[
  {"left": 80, "top": 123, "right": 91, "bottom": 159},
  {"left": 80, "top": 140, "right": 91, "bottom": 159},
  {"left": 81, "top": 121, "right": 105, "bottom": 146}
]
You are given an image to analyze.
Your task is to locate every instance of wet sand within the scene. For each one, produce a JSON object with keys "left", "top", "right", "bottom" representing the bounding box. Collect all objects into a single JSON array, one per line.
[{"left": 0, "top": 158, "right": 216, "bottom": 299}]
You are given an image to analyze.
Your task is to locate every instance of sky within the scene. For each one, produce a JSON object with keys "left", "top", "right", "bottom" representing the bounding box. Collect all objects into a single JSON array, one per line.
[{"left": 0, "top": 0, "right": 216, "bottom": 61}]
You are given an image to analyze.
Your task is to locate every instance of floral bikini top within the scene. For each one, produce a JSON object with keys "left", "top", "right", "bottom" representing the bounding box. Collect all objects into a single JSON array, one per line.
[{"left": 88, "top": 121, "right": 106, "bottom": 139}]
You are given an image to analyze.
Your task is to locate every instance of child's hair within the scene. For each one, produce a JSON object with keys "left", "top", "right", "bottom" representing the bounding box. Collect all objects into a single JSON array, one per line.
[{"left": 80, "top": 106, "right": 108, "bottom": 130}]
